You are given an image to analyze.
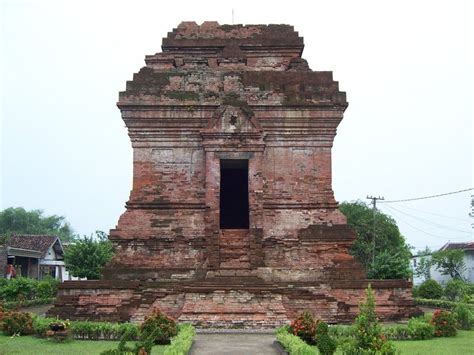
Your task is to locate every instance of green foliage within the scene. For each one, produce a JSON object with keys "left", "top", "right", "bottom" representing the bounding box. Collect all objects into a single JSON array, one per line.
[
  {"left": 0, "top": 207, "right": 75, "bottom": 242},
  {"left": 70, "top": 320, "right": 140, "bottom": 340},
  {"left": 2, "top": 311, "right": 33, "bottom": 336},
  {"left": 64, "top": 231, "right": 114, "bottom": 279},
  {"left": 444, "top": 279, "right": 468, "bottom": 301},
  {"left": 315, "top": 322, "right": 337, "bottom": 355},
  {"left": 430, "top": 310, "right": 457, "bottom": 337},
  {"left": 140, "top": 308, "right": 177, "bottom": 345},
  {"left": 32, "top": 316, "right": 57, "bottom": 337},
  {"left": 382, "top": 325, "right": 411, "bottom": 341},
  {"left": 431, "top": 250, "right": 466, "bottom": 280},
  {"left": 36, "top": 276, "right": 59, "bottom": 299},
  {"left": 453, "top": 303, "right": 473, "bottom": 330},
  {"left": 275, "top": 326, "right": 317, "bottom": 355},
  {"left": 367, "top": 250, "right": 412, "bottom": 280},
  {"left": 414, "top": 256, "right": 432, "bottom": 282},
  {"left": 407, "top": 318, "right": 435, "bottom": 340},
  {"left": 339, "top": 201, "right": 411, "bottom": 279},
  {"left": 418, "top": 279, "right": 443, "bottom": 299},
  {"left": 414, "top": 298, "right": 474, "bottom": 311},
  {"left": 343, "top": 284, "right": 397, "bottom": 354},
  {"left": 3, "top": 297, "right": 55, "bottom": 310},
  {"left": 290, "top": 311, "right": 317, "bottom": 344},
  {"left": 0, "top": 277, "right": 59, "bottom": 303},
  {"left": 164, "top": 323, "right": 196, "bottom": 355}
]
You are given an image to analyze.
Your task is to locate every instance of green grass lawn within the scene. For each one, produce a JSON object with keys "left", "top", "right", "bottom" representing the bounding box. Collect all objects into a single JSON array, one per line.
[
  {"left": 393, "top": 330, "right": 474, "bottom": 354},
  {"left": 312, "top": 331, "right": 474, "bottom": 355},
  {"left": 0, "top": 334, "right": 166, "bottom": 355}
]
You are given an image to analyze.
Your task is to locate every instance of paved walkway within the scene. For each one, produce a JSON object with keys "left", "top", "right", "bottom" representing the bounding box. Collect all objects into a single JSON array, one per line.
[{"left": 190, "top": 333, "right": 279, "bottom": 355}]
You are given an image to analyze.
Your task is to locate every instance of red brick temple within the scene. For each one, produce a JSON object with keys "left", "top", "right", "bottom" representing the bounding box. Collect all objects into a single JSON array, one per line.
[{"left": 49, "top": 22, "right": 419, "bottom": 327}]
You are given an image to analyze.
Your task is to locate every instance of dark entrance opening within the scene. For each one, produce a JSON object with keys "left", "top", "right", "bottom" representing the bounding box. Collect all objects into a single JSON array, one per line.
[{"left": 220, "top": 159, "right": 249, "bottom": 229}]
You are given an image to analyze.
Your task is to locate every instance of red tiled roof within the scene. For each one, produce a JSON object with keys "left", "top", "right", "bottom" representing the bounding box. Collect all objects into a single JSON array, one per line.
[
  {"left": 440, "top": 242, "right": 474, "bottom": 251},
  {"left": 7, "top": 235, "right": 60, "bottom": 256}
]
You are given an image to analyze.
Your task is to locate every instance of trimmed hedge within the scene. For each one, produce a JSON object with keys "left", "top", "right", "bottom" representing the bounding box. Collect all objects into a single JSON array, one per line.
[
  {"left": 3, "top": 297, "right": 55, "bottom": 310},
  {"left": 164, "top": 324, "right": 196, "bottom": 355},
  {"left": 0, "top": 277, "right": 59, "bottom": 302},
  {"left": 31, "top": 317, "right": 140, "bottom": 340},
  {"left": 275, "top": 326, "right": 317, "bottom": 355},
  {"left": 415, "top": 298, "right": 474, "bottom": 311}
]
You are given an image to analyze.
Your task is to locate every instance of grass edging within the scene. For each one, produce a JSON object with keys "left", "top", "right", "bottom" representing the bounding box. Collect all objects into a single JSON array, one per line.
[
  {"left": 163, "top": 323, "right": 195, "bottom": 355},
  {"left": 275, "top": 327, "right": 316, "bottom": 355}
]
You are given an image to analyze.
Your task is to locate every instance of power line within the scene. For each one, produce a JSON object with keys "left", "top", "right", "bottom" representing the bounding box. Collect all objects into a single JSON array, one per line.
[
  {"left": 395, "top": 203, "right": 471, "bottom": 222},
  {"left": 380, "top": 188, "right": 473, "bottom": 204},
  {"left": 383, "top": 204, "right": 472, "bottom": 235},
  {"left": 381, "top": 204, "right": 471, "bottom": 240}
]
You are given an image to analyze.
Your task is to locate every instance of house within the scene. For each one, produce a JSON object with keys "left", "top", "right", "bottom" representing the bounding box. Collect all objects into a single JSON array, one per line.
[
  {"left": 411, "top": 241, "right": 474, "bottom": 285},
  {"left": 4, "top": 235, "right": 67, "bottom": 281}
]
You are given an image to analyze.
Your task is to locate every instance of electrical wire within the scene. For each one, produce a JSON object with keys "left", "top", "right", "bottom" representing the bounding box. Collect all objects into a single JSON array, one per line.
[
  {"left": 379, "top": 188, "right": 473, "bottom": 204},
  {"left": 382, "top": 204, "right": 472, "bottom": 235},
  {"left": 393, "top": 203, "right": 471, "bottom": 222},
  {"left": 381, "top": 204, "right": 471, "bottom": 240}
]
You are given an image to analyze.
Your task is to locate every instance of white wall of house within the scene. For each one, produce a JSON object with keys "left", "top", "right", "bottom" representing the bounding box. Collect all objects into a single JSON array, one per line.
[{"left": 411, "top": 250, "right": 474, "bottom": 286}]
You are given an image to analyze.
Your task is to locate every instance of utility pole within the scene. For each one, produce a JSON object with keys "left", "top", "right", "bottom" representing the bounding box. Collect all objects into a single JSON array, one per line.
[{"left": 366, "top": 195, "right": 384, "bottom": 264}]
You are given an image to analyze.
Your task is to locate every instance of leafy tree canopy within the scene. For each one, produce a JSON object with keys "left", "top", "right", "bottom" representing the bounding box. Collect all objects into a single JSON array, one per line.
[
  {"left": 431, "top": 249, "right": 466, "bottom": 280},
  {"left": 0, "top": 207, "right": 75, "bottom": 243},
  {"left": 64, "top": 231, "right": 114, "bottom": 279},
  {"left": 339, "top": 201, "right": 411, "bottom": 280}
]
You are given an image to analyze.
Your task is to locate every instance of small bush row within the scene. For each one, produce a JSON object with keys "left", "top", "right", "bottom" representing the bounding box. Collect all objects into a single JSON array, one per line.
[
  {"left": 414, "top": 279, "right": 473, "bottom": 301},
  {"left": 101, "top": 310, "right": 193, "bottom": 355},
  {"left": 276, "top": 326, "right": 316, "bottom": 355},
  {"left": 31, "top": 316, "right": 141, "bottom": 340},
  {"left": 0, "top": 277, "right": 59, "bottom": 302},
  {"left": 164, "top": 323, "right": 196, "bottom": 355},
  {"left": 3, "top": 297, "right": 55, "bottom": 310},
  {"left": 414, "top": 298, "right": 474, "bottom": 311}
]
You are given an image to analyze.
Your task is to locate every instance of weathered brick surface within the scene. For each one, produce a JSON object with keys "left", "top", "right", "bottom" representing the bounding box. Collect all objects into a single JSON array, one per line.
[{"left": 49, "top": 22, "right": 420, "bottom": 326}]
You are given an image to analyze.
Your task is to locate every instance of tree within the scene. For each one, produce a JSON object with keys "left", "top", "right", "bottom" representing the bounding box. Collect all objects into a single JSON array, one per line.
[
  {"left": 431, "top": 249, "right": 466, "bottom": 280},
  {"left": 0, "top": 207, "right": 75, "bottom": 242},
  {"left": 414, "top": 257, "right": 432, "bottom": 281},
  {"left": 64, "top": 231, "right": 114, "bottom": 279},
  {"left": 339, "top": 201, "right": 411, "bottom": 280}
]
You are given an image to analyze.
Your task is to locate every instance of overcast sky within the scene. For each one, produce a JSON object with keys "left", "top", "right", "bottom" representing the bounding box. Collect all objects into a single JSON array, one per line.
[{"left": 1, "top": 0, "right": 472, "bottom": 253}]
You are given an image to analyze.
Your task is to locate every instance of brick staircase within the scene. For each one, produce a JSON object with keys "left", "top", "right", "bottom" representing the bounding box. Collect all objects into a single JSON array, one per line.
[{"left": 219, "top": 229, "right": 251, "bottom": 269}]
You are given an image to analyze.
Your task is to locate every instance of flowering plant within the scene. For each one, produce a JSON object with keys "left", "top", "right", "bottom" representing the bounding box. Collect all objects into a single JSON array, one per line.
[
  {"left": 289, "top": 311, "right": 317, "bottom": 344},
  {"left": 431, "top": 309, "right": 457, "bottom": 337}
]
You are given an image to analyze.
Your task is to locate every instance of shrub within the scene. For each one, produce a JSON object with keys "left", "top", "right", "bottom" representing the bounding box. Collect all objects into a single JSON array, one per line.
[
  {"left": 32, "top": 316, "right": 57, "bottom": 337},
  {"left": 453, "top": 303, "right": 473, "bottom": 330},
  {"left": 275, "top": 326, "right": 316, "bottom": 355},
  {"left": 3, "top": 297, "right": 55, "bottom": 310},
  {"left": 290, "top": 311, "right": 317, "bottom": 345},
  {"left": 70, "top": 320, "right": 140, "bottom": 340},
  {"left": 430, "top": 310, "right": 457, "bottom": 337},
  {"left": 140, "top": 309, "right": 177, "bottom": 345},
  {"left": 36, "top": 276, "right": 59, "bottom": 299},
  {"left": 164, "top": 324, "right": 196, "bottom": 355},
  {"left": 344, "top": 284, "right": 397, "bottom": 355},
  {"left": 414, "top": 298, "right": 474, "bottom": 311},
  {"left": 315, "top": 322, "right": 337, "bottom": 355},
  {"left": 2, "top": 311, "right": 33, "bottom": 335},
  {"left": 0, "top": 277, "right": 38, "bottom": 302},
  {"left": 382, "top": 325, "right": 411, "bottom": 341},
  {"left": 418, "top": 279, "right": 443, "bottom": 299},
  {"left": 444, "top": 279, "right": 468, "bottom": 301},
  {"left": 407, "top": 318, "right": 434, "bottom": 340}
]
